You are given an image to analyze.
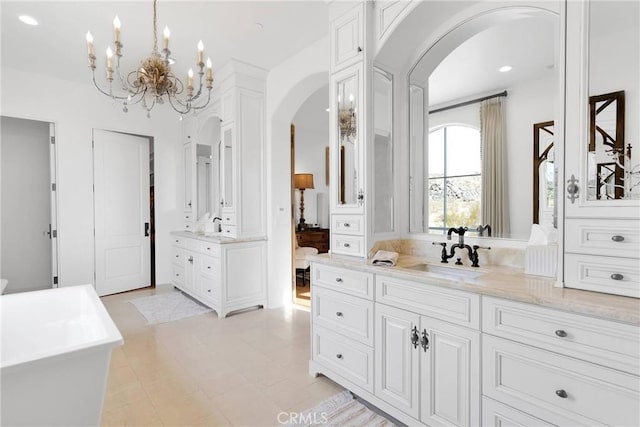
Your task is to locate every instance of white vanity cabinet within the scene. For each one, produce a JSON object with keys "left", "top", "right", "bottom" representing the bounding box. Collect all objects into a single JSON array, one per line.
[
  {"left": 481, "top": 296, "right": 640, "bottom": 426},
  {"left": 171, "top": 233, "right": 266, "bottom": 318},
  {"left": 310, "top": 264, "right": 480, "bottom": 427},
  {"left": 563, "top": 0, "right": 640, "bottom": 297}
]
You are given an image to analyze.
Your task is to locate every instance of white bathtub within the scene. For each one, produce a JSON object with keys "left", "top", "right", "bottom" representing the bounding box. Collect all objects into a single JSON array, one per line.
[{"left": 1, "top": 284, "right": 123, "bottom": 426}]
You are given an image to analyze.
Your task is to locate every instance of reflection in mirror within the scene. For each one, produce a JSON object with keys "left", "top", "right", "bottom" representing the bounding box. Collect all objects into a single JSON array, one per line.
[
  {"left": 409, "top": 11, "right": 558, "bottom": 239},
  {"left": 196, "top": 143, "right": 212, "bottom": 218},
  {"left": 336, "top": 72, "right": 359, "bottom": 205},
  {"left": 222, "top": 127, "right": 233, "bottom": 208},
  {"left": 588, "top": 91, "right": 626, "bottom": 200},
  {"left": 588, "top": 1, "right": 639, "bottom": 201},
  {"left": 373, "top": 68, "right": 394, "bottom": 233},
  {"left": 533, "top": 121, "right": 555, "bottom": 226}
]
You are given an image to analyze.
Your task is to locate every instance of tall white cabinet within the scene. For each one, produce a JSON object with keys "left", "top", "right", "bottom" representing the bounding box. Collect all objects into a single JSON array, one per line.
[{"left": 563, "top": 0, "right": 640, "bottom": 297}]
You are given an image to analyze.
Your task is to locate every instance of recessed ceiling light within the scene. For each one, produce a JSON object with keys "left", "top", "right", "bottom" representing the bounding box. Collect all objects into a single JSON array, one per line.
[
  {"left": 18, "top": 15, "right": 39, "bottom": 26},
  {"left": 325, "top": 108, "right": 330, "bottom": 112},
  {"left": 499, "top": 65, "right": 512, "bottom": 73}
]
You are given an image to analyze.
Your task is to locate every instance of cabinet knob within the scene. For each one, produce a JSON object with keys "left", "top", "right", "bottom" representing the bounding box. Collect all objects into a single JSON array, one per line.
[
  {"left": 336, "top": 354, "right": 343, "bottom": 360},
  {"left": 336, "top": 311, "right": 343, "bottom": 317},
  {"left": 175, "top": 255, "right": 179, "bottom": 258},
  {"left": 611, "top": 273, "right": 624, "bottom": 281},
  {"left": 188, "top": 256, "right": 193, "bottom": 263},
  {"left": 555, "top": 330, "right": 567, "bottom": 338},
  {"left": 343, "top": 223, "right": 350, "bottom": 228},
  {"left": 343, "top": 243, "right": 351, "bottom": 248},
  {"left": 420, "top": 330, "right": 430, "bottom": 352},
  {"left": 611, "top": 235, "right": 625, "bottom": 242},
  {"left": 411, "top": 326, "right": 420, "bottom": 349},
  {"left": 207, "top": 289, "right": 211, "bottom": 293},
  {"left": 555, "top": 389, "right": 568, "bottom": 399},
  {"left": 175, "top": 273, "right": 180, "bottom": 277},
  {"left": 357, "top": 46, "right": 362, "bottom": 53},
  {"left": 335, "top": 277, "right": 343, "bottom": 283}
]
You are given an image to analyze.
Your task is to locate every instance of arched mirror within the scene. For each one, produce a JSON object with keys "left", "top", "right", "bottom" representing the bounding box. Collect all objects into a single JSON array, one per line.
[
  {"left": 408, "top": 6, "right": 559, "bottom": 239},
  {"left": 197, "top": 116, "right": 221, "bottom": 218}
]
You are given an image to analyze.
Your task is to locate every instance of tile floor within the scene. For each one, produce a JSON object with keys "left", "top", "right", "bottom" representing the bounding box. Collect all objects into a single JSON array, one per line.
[{"left": 100, "top": 285, "right": 344, "bottom": 426}]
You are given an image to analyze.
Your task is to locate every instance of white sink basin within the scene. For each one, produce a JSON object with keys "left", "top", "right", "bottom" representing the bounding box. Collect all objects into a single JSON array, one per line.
[{"left": 405, "top": 263, "right": 484, "bottom": 280}]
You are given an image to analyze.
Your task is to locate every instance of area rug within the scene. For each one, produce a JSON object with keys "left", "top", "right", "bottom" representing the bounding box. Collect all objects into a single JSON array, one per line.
[
  {"left": 285, "top": 391, "right": 397, "bottom": 427},
  {"left": 128, "top": 290, "right": 212, "bottom": 324}
]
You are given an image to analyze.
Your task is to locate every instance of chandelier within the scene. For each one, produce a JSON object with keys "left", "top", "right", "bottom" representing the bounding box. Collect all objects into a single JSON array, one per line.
[{"left": 85, "top": 0, "right": 213, "bottom": 117}]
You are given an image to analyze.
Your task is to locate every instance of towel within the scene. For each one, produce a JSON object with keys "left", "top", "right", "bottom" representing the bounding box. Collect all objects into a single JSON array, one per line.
[{"left": 371, "top": 250, "right": 399, "bottom": 267}]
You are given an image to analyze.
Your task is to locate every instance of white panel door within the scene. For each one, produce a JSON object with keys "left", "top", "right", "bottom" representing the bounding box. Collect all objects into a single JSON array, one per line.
[
  {"left": 420, "top": 316, "right": 480, "bottom": 427},
  {"left": 374, "top": 303, "right": 420, "bottom": 419},
  {"left": 94, "top": 130, "right": 150, "bottom": 296}
]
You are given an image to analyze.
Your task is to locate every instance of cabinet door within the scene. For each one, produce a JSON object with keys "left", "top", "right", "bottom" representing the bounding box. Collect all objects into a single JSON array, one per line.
[
  {"left": 330, "top": 3, "right": 364, "bottom": 71},
  {"left": 564, "top": 0, "right": 639, "bottom": 218},
  {"left": 374, "top": 303, "right": 420, "bottom": 419},
  {"left": 183, "top": 139, "right": 196, "bottom": 214},
  {"left": 220, "top": 123, "right": 235, "bottom": 213},
  {"left": 331, "top": 64, "right": 365, "bottom": 214},
  {"left": 419, "top": 316, "right": 480, "bottom": 427}
]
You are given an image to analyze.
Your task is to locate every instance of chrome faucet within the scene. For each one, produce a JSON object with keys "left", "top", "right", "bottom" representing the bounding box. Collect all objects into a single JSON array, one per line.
[
  {"left": 432, "top": 227, "right": 491, "bottom": 267},
  {"left": 212, "top": 216, "right": 222, "bottom": 233}
]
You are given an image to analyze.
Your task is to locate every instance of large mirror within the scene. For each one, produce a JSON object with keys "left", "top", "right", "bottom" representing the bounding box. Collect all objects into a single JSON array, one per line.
[
  {"left": 409, "top": 8, "right": 559, "bottom": 239},
  {"left": 197, "top": 116, "right": 221, "bottom": 218},
  {"left": 373, "top": 67, "right": 394, "bottom": 233},
  {"left": 335, "top": 70, "right": 360, "bottom": 206},
  {"left": 587, "top": 0, "right": 639, "bottom": 200}
]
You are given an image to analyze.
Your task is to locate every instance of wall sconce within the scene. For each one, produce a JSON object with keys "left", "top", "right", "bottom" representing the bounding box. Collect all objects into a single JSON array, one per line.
[{"left": 295, "top": 173, "right": 315, "bottom": 231}]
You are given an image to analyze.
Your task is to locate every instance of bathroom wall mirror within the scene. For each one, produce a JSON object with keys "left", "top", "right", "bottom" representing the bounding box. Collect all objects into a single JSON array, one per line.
[
  {"left": 587, "top": 0, "right": 639, "bottom": 201},
  {"left": 335, "top": 69, "right": 360, "bottom": 207},
  {"left": 373, "top": 67, "right": 394, "bottom": 233},
  {"left": 533, "top": 121, "right": 555, "bottom": 226},
  {"left": 197, "top": 116, "right": 221, "bottom": 218},
  {"left": 408, "top": 8, "right": 559, "bottom": 239}
]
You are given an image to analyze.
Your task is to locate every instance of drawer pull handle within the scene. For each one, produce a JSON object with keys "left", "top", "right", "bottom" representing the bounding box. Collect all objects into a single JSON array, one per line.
[
  {"left": 207, "top": 266, "right": 212, "bottom": 270},
  {"left": 411, "top": 326, "right": 420, "bottom": 349},
  {"left": 175, "top": 273, "right": 180, "bottom": 277},
  {"left": 175, "top": 239, "right": 179, "bottom": 243},
  {"left": 343, "top": 243, "right": 351, "bottom": 248},
  {"left": 207, "top": 289, "right": 211, "bottom": 293},
  {"left": 555, "top": 330, "right": 568, "bottom": 338},
  {"left": 344, "top": 223, "right": 350, "bottom": 227},
  {"left": 336, "top": 312, "right": 343, "bottom": 317},
  {"left": 188, "top": 256, "right": 193, "bottom": 263},
  {"left": 420, "top": 330, "right": 430, "bottom": 352},
  {"left": 555, "top": 389, "right": 568, "bottom": 399},
  {"left": 175, "top": 255, "right": 179, "bottom": 258},
  {"left": 611, "top": 235, "right": 625, "bottom": 242},
  {"left": 335, "top": 277, "right": 343, "bottom": 283},
  {"left": 336, "top": 354, "right": 343, "bottom": 360},
  {"left": 611, "top": 273, "right": 624, "bottom": 281}
]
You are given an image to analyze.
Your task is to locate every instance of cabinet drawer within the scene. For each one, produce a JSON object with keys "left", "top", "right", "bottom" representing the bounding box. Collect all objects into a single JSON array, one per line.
[
  {"left": 312, "top": 287, "right": 373, "bottom": 345},
  {"left": 221, "top": 213, "right": 236, "bottom": 225},
  {"left": 331, "top": 234, "right": 365, "bottom": 256},
  {"left": 172, "top": 265, "right": 185, "bottom": 286},
  {"left": 482, "top": 397, "right": 553, "bottom": 427},
  {"left": 198, "top": 255, "right": 219, "bottom": 276},
  {"left": 171, "top": 247, "right": 184, "bottom": 266},
  {"left": 172, "top": 236, "right": 187, "bottom": 248},
  {"left": 376, "top": 275, "right": 479, "bottom": 329},
  {"left": 312, "top": 325, "right": 373, "bottom": 393},
  {"left": 332, "top": 215, "right": 363, "bottom": 235},
  {"left": 312, "top": 264, "right": 373, "bottom": 299},
  {"left": 483, "top": 296, "right": 639, "bottom": 375},
  {"left": 565, "top": 253, "right": 640, "bottom": 298},
  {"left": 565, "top": 218, "right": 640, "bottom": 258},
  {"left": 198, "top": 275, "right": 220, "bottom": 304},
  {"left": 483, "top": 335, "right": 640, "bottom": 427},
  {"left": 200, "top": 242, "right": 221, "bottom": 258},
  {"left": 221, "top": 224, "right": 237, "bottom": 238}
]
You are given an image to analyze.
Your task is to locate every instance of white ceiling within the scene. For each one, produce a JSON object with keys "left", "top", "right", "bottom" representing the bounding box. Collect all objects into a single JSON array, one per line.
[
  {"left": 427, "top": 16, "right": 557, "bottom": 107},
  {"left": 0, "top": 1, "right": 329, "bottom": 85}
]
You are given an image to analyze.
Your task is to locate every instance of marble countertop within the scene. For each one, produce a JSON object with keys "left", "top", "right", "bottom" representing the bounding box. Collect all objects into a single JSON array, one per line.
[
  {"left": 308, "top": 253, "right": 640, "bottom": 326},
  {"left": 171, "top": 230, "right": 267, "bottom": 244}
]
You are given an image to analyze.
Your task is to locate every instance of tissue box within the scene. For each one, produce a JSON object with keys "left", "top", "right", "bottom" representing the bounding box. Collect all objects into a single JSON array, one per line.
[{"left": 525, "top": 244, "right": 557, "bottom": 278}]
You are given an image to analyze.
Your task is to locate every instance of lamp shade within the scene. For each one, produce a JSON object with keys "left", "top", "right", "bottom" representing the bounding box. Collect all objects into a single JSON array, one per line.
[{"left": 294, "top": 173, "right": 314, "bottom": 190}]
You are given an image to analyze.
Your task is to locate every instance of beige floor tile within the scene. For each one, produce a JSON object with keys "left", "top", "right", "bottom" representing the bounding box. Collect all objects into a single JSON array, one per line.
[{"left": 100, "top": 287, "right": 345, "bottom": 426}]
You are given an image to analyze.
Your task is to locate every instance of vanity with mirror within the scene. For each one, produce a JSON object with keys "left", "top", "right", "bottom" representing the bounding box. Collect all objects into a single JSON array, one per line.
[{"left": 171, "top": 60, "right": 268, "bottom": 318}]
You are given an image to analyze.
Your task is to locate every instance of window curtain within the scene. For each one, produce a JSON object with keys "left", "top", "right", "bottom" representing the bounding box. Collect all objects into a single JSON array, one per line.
[{"left": 480, "top": 97, "right": 510, "bottom": 237}]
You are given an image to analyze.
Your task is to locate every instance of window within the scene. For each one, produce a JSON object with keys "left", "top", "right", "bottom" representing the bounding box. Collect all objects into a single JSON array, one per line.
[{"left": 428, "top": 125, "right": 481, "bottom": 233}]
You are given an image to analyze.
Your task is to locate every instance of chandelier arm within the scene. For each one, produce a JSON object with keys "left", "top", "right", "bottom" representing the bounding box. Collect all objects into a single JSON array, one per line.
[
  {"left": 166, "top": 93, "right": 193, "bottom": 115},
  {"left": 114, "top": 53, "right": 130, "bottom": 92},
  {"left": 91, "top": 71, "right": 130, "bottom": 101},
  {"left": 188, "top": 89, "right": 213, "bottom": 112}
]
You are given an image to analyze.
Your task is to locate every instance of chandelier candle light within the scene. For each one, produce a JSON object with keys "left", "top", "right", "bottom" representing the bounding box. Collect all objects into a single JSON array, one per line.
[{"left": 85, "top": 0, "right": 213, "bottom": 117}]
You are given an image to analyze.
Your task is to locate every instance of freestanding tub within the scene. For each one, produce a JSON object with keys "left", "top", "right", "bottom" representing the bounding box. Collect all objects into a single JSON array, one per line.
[{"left": 1, "top": 284, "right": 123, "bottom": 426}]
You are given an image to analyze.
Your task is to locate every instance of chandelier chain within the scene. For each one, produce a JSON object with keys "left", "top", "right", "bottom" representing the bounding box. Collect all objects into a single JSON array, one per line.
[{"left": 152, "top": 0, "right": 158, "bottom": 53}]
